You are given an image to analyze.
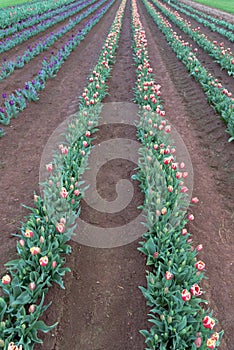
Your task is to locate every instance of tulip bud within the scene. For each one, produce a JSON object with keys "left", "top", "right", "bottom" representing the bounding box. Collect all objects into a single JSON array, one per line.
[
  {"left": 29, "top": 304, "right": 35, "bottom": 313},
  {"left": 19, "top": 239, "right": 25, "bottom": 247},
  {"left": 29, "top": 282, "right": 36, "bottom": 291},
  {"left": 52, "top": 261, "right": 57, "bottom": 268}
]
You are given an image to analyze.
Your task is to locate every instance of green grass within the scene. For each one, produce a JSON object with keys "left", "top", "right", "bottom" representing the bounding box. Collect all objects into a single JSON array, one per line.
[
  {"left": 0, "top": 0, "right": 33, "bottom": 9},
  {"left": 191, "top": 0, "right": 234, "bottom": 14}
]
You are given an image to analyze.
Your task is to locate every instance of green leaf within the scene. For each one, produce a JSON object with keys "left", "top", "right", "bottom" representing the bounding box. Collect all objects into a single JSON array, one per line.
[
  {"left": 177, "top": 316, "right": 187, "bottom": 332},
  {"left": 34, "top": 320, "right": 58, "bottom": 333}
]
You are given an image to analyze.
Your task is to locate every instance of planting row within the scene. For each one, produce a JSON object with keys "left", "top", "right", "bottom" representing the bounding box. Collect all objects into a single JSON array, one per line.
[
  {"left": 0, "top": 0, "right": 76, "bottom": 29},
  {"left": 0, "top": 0, "right": 103, "bottom": 82},
  {"left": 0, "top": 0, "right": 114, "bottom": 132},
  {"left": 0, "top": 0, "right": 127, "bottom": 348},
  {"left": 0, "top": 0, "right": 100, "bottom": 54},
  {"left": 163, "top": 0, "right": 234, "bottom": 42},
  {"left": 131, "top": 0, "right": 223, "bottom": 348},
  {"left": 142, "top": 0, "right": 234, "bottom": 141},
  {"left": 0, "top": 0, "right": 85, "bottom": 40},
  {"left": 151, "top": 0, "right": 234, "bottom": 76}
]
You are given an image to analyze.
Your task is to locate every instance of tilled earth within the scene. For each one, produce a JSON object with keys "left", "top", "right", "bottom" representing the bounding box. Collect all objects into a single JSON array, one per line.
[{"left": 0, "top": 0, "right": 233, "bottom": 349}]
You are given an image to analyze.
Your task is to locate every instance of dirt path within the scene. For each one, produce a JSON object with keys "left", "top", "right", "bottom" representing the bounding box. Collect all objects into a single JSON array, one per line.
[{"left": 0, "top": 0, "right": 233, "bottom": 349}]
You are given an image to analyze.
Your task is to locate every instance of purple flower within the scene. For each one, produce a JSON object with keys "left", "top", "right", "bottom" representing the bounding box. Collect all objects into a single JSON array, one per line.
[
  {"left": 2, "top": 93, "right": 7, "bottom": 98},
  {"left": 9, "top": 100, "right": 14, "bottom": 106},
  {"left": 0, "top": 108, "right": 5, "bottom": 113}
]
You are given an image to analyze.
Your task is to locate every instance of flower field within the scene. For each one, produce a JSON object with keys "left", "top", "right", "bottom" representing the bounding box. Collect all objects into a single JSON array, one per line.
[{"left": 0, "top": 0, "right": 233, "bottom": 349}]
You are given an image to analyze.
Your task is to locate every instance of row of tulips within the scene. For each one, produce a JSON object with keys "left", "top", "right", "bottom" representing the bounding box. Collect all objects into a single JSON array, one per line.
[
  {"left": 0, "top": 0, "right": 113, "bottom": 131},
  {"left": 0, "top": 0, "right": 98, "bottom": 54},
  {"left": 131, "top": 0, "right": 223, "bottom": 348},
  {"left": 0, "top": 0, "right": 103, "bottom": 82},
  {"left": 0, "top": 0, "right": 75, "bottom": 29},
  {"left": 0, "top": 0, "right": 84, "bottom": 39},
  {"left": 142, "top": 0, "right": 234, "bottom": 142},
  {"left": 162, "top": 0, "right": 234, "bottom": 41},
  {"left": 0, "top": 0, "right": 127, "bottom": 348},
  {"left": 151, "top": 0, "right": 234, "bottom": 76}
]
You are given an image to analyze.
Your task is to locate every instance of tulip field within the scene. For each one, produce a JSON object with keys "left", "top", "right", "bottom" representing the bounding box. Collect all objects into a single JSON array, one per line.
[{"left": 0, "top": 0, "right": 233, "bottom": 349}]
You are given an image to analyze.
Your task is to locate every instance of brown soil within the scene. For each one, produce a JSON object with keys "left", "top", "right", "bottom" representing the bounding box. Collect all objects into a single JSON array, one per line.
[{"left": 0, "top": 0, "right": 233, "bottom": 349}]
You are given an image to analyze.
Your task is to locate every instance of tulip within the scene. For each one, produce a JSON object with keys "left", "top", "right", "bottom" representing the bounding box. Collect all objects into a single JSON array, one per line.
[
  {"left": 19, "top": 239, "right": 25, "bottom": 247},
  {"left": 56, "top": 222, "right": 65, "bottom": 233},
  {"left": 30, "top": 246, "right": 41, "bottom": 255},
  {"left": 29, "top": 282, "right": 36, "bottom": 290},
  {"left": 52, "top": 261, "right": 57, "bottom": 268},
  {"left": 180, "top": 186, "right": 188, "bottom": 193},
  {"left": 1, "top": 274, "right": 11, "bottom": 285},
  {"left": 181, "top": 228, "right": 188, "bottom": 235},
  {"left": 74, "top": 189, "right": 80, "bottom": 196},
  {"left": 181, "top": 289, "right": 191, "bottom": 301},
  {"left": 29, "top": 304, "right": 35, "bottom": 313},
  {"left": 190, "top": 284, "right": 202, "bottom": 296},
  {"left": 39, "top": 256, "right": 49, "bottom": 267},
  {"left": 203, "top": 316, "right": 215, "bottom": 329},
  {"left": 206, "top": 338, "right": 216, "bottom": 349},
  {"left": 188, "top": 214, "right": 194, "bottom": 221},
  {"left": 46, "top": 163, "right": 53, "bottom": 172},
  {"left": 167, "top": 185, "right": 173, "bottom": 192},
  {"left": 165, "top": 271, "right": 173, "bottom": 280},
  {"left": 180, "top": 162, "right": 185, "bottom": 169},
  {"left": 195, "top": 260, "right": 205, "bottom": 271},
  {"left": 161, "top": 207, "right": 167, "bottom": 215},
  {"left": 24, "top": 228, "right": 34, "bottom": 238},
  {"left": 196, "top": 244, "right": 203, "bottom": 251},
  {"left": 191, "top": 197, "right": 199, "bottom": 204},
  {"left": 194, "top": 337, "right": 202, "bottom": 348},
  {"left": 60, "top": 217, "right": 66, "bottom": 224},
  {"left": 60, "top": 187, "right": 68, "bottom": 198}
]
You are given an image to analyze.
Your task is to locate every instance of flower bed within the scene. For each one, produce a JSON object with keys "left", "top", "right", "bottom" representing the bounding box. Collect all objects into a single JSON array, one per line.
[
  {"left": 0, "top": 0, "right": 75, "bottom": 29},
  {"left": 151, "top": 0, "right": 234, "bottom": 76},
  {"left": 0, "top": 0, "right": 114, "bottom": 130},
  {"left": 0, "top": 0, "right": 83, "bottom": 39},
  {"left": 131, "top": 0, "right": 223, "bottom": 348},
  {"left": 142, "top": 0, "right": 234, "bottom": 142},
  {"left": 0, "top": 0, "right": 100, "bottom": 54},
  {"left": 163, "top": 0, "right": 234, "bottom": 41},
  {"left": 0, "top": 0, "right": 127, "bottom": 348},
  {"left": 0, "top": 0, "right": 102, "bottom": 82}
]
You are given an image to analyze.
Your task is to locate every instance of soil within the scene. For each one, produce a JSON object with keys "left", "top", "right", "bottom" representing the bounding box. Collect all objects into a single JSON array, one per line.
[{"left": 0, "top": 0, "right": 233, "bottom": 349}]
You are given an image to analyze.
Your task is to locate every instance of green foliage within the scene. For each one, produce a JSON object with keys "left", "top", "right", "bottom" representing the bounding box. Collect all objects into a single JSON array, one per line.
[{"left": 131, "top": 0, "right": 224, "bottom": 348}]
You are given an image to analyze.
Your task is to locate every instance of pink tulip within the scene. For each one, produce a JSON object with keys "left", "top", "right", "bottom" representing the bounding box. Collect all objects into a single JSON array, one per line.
[
  {"left": 52, "top": 261, "right": 57, "bottom": 268},
  {"left": 165, "top": 271, "right": 173, "bottom": 280},
  {"left": 46, "top": 163, "right": 53, "bottom": 172},
  {"left": 181, "top": 289, "right": 191, "bottom": 301},
  {"left": 195, "top": 260, "right": 205, "bottom": 271},
  {"left": 60, "top": 187, "right": 68, "bottom": 198},
  {"left": 19, "top": 239, "right": 25, "bottom": 247},
  {"left": 29, "top": 304, "right": 35, "bottom": 313},
  {"left": 29, "top": 282, "right": 36, "bottom": 291},
  {"left": 39, "top": 256, "right": 48, "bottom": 267},
  {"left": 192, "top": 197, "right": 199, "bottom": 203}
]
